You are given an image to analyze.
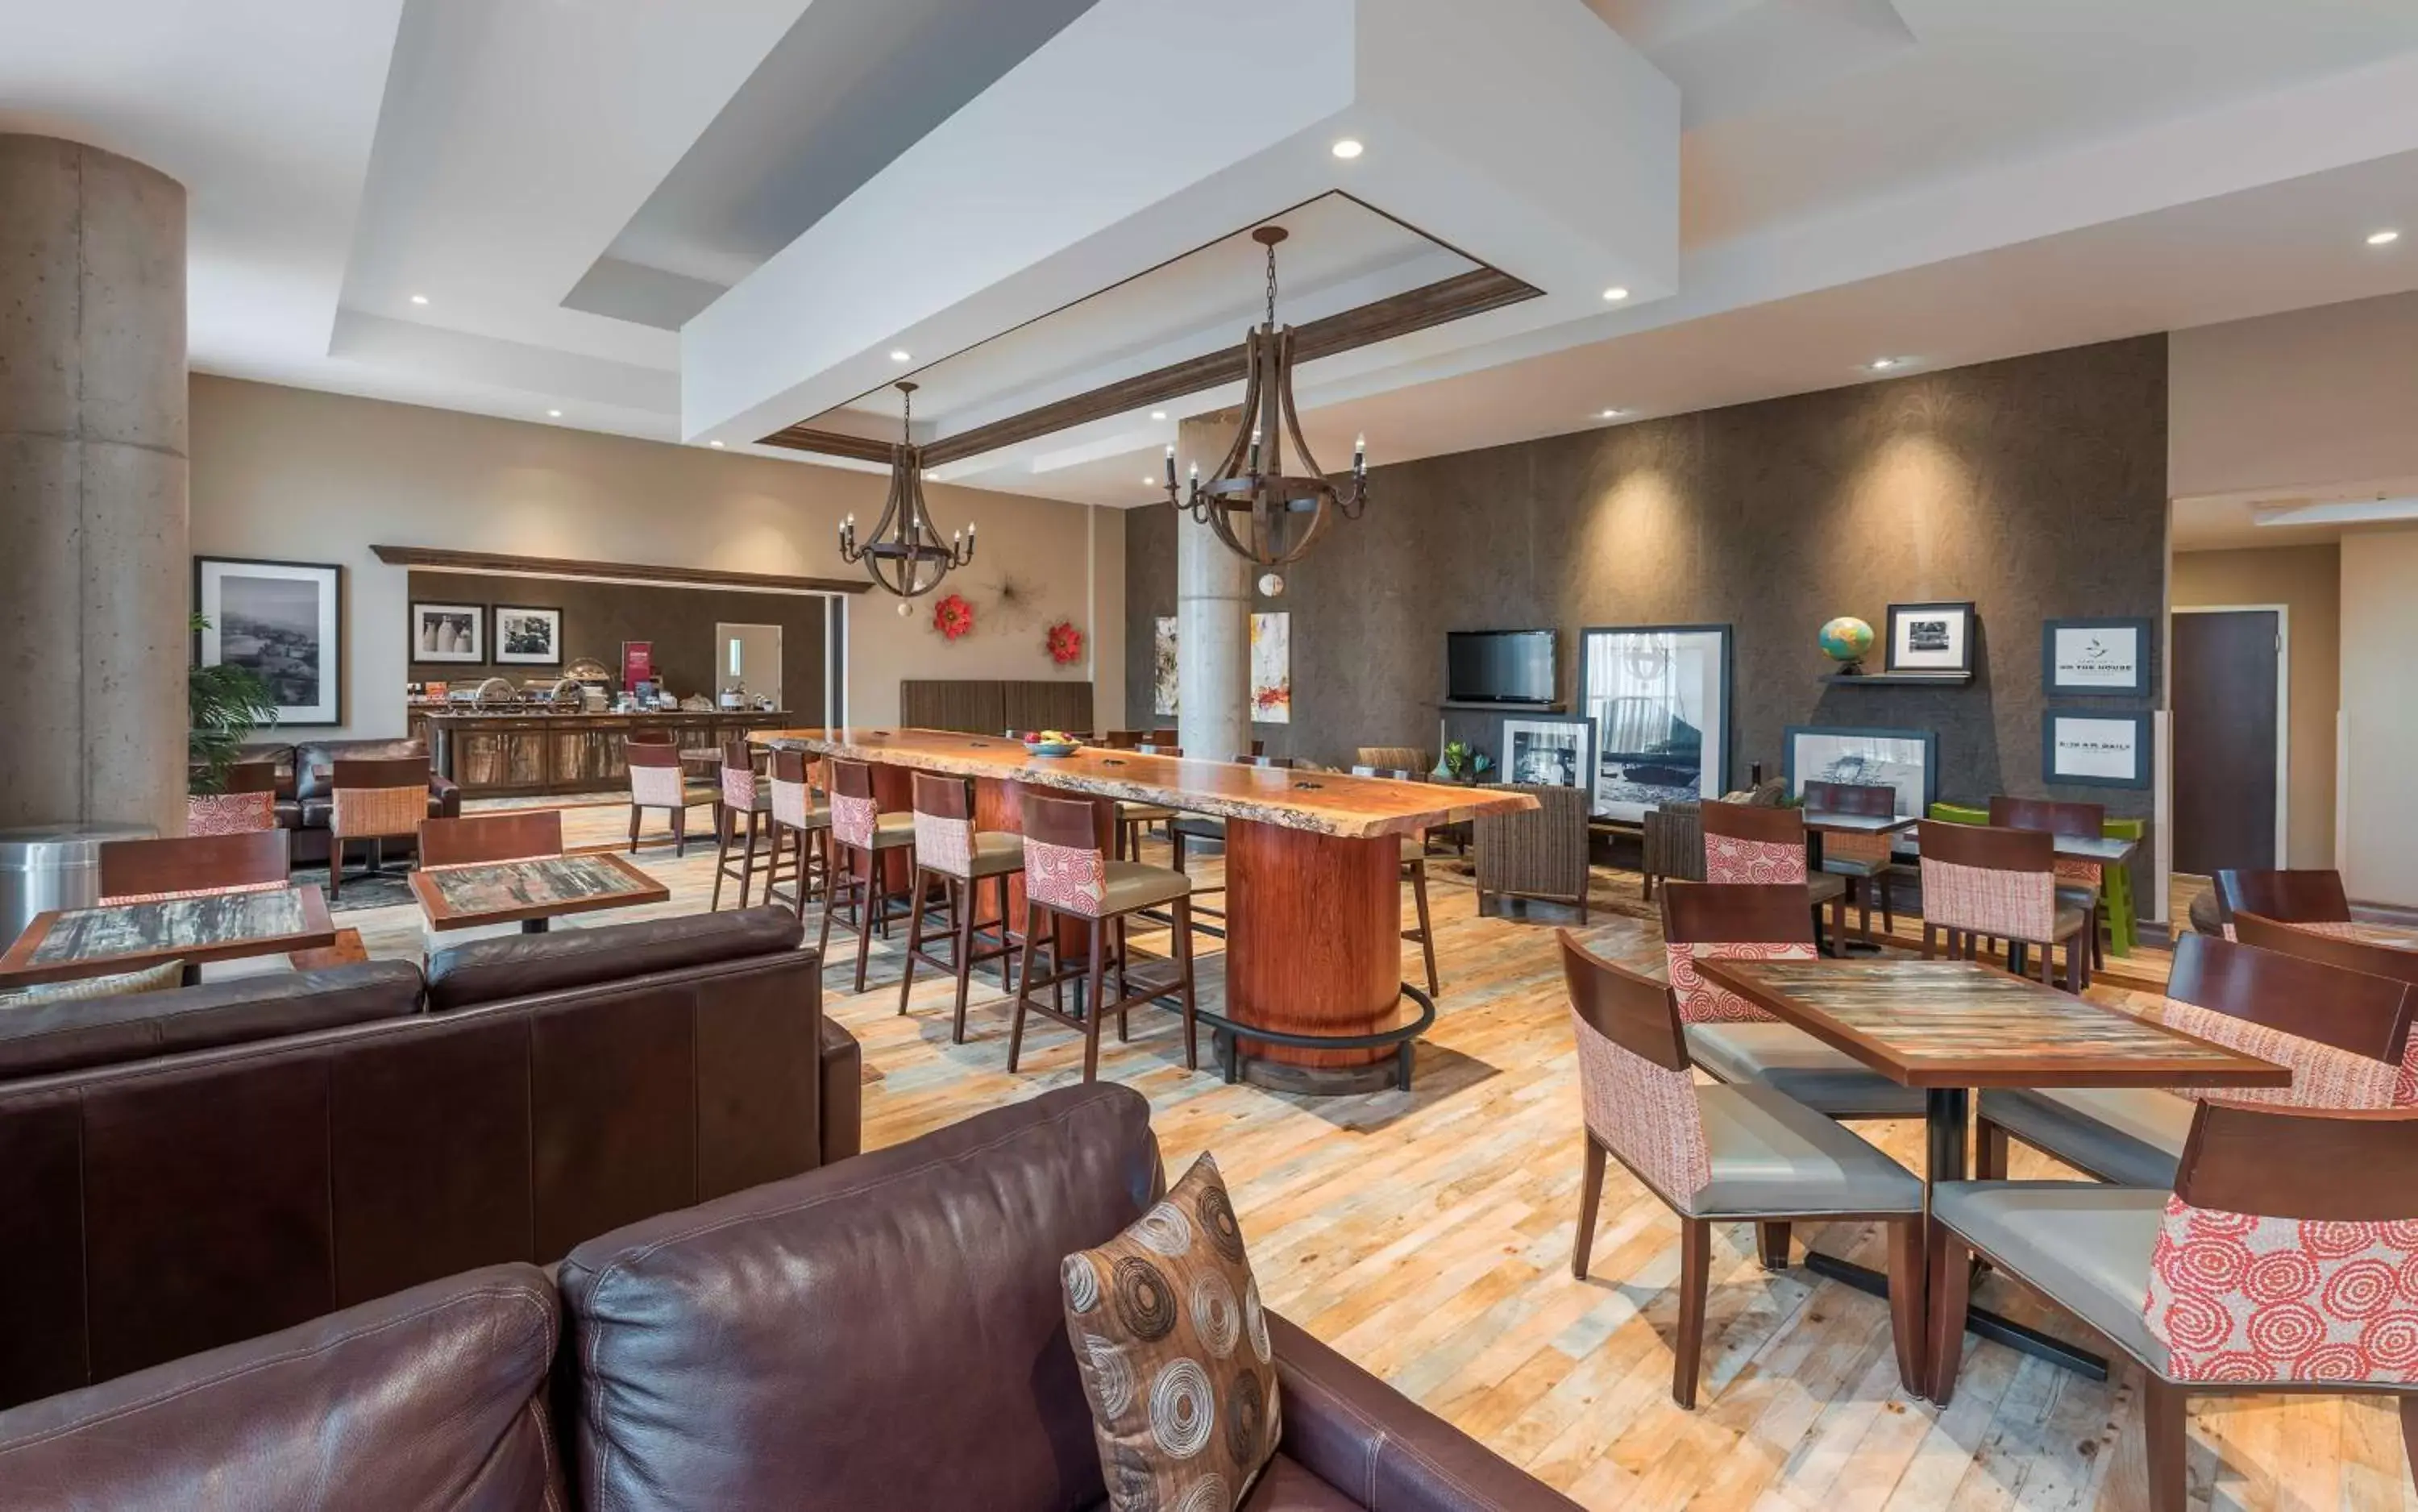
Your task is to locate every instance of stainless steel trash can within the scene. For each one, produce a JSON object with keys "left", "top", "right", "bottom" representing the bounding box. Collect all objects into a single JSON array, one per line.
[{"left": 0, "top": 824, "right": 156, "bottom": 951}]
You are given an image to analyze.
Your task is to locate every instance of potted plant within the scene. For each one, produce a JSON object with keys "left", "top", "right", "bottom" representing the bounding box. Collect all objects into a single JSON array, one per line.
[
  {"left": 1439, "top": 740, "right": 1494, "bottom": 784},
  {"left": 188, "top": 613, "right": 280, "bottom": 831}
]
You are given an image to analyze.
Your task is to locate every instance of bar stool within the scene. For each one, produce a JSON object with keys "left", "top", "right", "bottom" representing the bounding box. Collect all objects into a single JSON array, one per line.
[
  {"left": 898, "top": 771, "right": 1025, "bottom": 1041},
  {"left": 1917, "top": 820, "right": 2091, "bottom": 989},
  {"left": 710, "top": 739, "right": 779, "bottom": 910},
  {"left": 327, "top": 755, "right": 431, "bottom": 903},
  {"left": 817, "top": 756, "right": 918, "bottom": 992},
  {"left": 1009, "top": 790, "right": 1199, "bottom": 1082},
  {"left": 1111, "top": 733, "right": 1175, "bottom": 858},
  {"left": 765, "top": 748, "right": 832, "bottom": 920},
  {"left": 1353, "top": 765, "right": 1440, "bottom": 996},
  {"left": 625, "top": 740, "right": 695, "bottom": 857},
  {"left": 1803, "top": 779, "right": 1899, "bottom": 944}
]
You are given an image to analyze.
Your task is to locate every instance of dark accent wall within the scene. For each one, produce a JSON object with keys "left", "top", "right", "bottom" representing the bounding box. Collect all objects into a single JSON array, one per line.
[
  {"left": 1126, "top": 335, "right": 2167, "bottom": 822},
  {"left": 406, "top": 570, "right": 832, "bottom": 717}
]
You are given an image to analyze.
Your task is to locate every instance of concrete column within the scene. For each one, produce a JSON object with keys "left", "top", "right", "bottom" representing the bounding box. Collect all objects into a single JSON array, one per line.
[
  {"left": 1174, "top": 410, "right": 1252, "bottom": 762},
  {"left": 0, "top": 136, "right": 189, "bottom": 833}
]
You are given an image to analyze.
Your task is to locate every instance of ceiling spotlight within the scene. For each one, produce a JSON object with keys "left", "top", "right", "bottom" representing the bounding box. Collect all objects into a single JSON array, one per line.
[
  {"left": 409, "top": 294, "right": 429, "bottom": 305},
  {"left": 1331, "top": 139, "right": 1365, "bottom": 160},
  {"left": 1602, "top": 286, "right": 1630, "bottom": 301},
  {"left": 1152, "top": 410, "right": 1168, "bottom": 420},
  {"left": 547, "top": 408, "right": 563, "bottom": 417},
  {"left": 1143, "top": 476, "right": 1157, "bottom": 485},
  {"left": 889, "top": 349, "right": 912, "bottom": 363},
  {"left": 709, "top": 440, "right": 725, "bottom": 448},
  {"left": 2369, "top": 229, "right": 2403, "bottom": 246},
  {"left": 1597, "top": 409, "right": 1626, "bottom": 419},
  {"left": 1868, "top": 356, "right": 1905, "bottom": 372}
]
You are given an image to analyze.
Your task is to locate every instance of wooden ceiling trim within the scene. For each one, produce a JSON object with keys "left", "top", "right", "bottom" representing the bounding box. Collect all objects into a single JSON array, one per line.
[{"left": 370, "top": 544, "right": 871, "bottom": 595}]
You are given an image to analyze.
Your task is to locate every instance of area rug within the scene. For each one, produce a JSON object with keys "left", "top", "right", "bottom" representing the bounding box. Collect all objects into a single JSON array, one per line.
[{"left": 287, "top": 863, "right": 418, "bottom": 914}]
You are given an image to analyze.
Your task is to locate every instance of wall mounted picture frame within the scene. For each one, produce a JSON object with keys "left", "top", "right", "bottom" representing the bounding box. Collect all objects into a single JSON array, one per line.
[
  {"left": 2042, "top": 617, "right": 2151, "bottom": 696},
  {"left": 2043, "top": 707, "right": 2153, "bottom": 788},
  {"left": 194, "top": 555, "right": 343, "bottom": 726},
  {"left": 1884, "top": 600, "right": 1976, "bottom": 675},
  {"left": 1783, "top": 725, "right": 1938, "bottom": 818},
  {"left": 1577, "top": 623, "right": 1731, "bottom": 820},
  {"left": 1249, "top": 610, "right": 1290, "bottom": 724},
  {"left": 411, "top": 601, "right": 485, "bottom": 663},
  {"left": 493, "top": 605, "right": 564, "bottom": 666},
  {"left": 1500, "top": 715, "right": 1592, "bottom": 790},
  {"left": 1153, "top": 616, "right": 1179, "bottom": 716}
]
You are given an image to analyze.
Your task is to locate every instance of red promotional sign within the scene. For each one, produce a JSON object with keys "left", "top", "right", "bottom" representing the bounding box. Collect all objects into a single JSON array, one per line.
[{"left": 621, "top": 641, "right": 654, "bottom": 686}]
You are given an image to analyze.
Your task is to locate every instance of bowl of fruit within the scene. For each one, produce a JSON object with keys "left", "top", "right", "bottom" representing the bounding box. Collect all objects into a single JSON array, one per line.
[{"left": 1022, "top": 729, "right": 1082, "bottom": 758}]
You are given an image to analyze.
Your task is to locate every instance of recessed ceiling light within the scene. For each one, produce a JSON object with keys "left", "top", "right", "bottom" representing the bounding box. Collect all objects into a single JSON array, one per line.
[
  {"left": 1868, "top": 356, "right": 1908, "bottom": 372},
  {"left": 1331, "top": 139, "right": 1365, "bottom": 160},
  {"left": 1142, "top": 475, "right": 1157, "bottom": 485},
  {"left": 708, "top": 440, "right": 725, "bottom": 448},
  {"left": 1602, "top": 286, "right": 1630, "bottom": 301},
  {"left": 546, "top": 408, "right": 563, "bottom": 418},
  {"left": 409, "top": 294, "right": 429, "bottom": 305},
  {"left": 1597, "top": 408, "right": 1627, "bottom": 419},
  {"left": 2369, "top": 229, "right": 2403, "bottom": 246},
  {"left": 1151, "top": 410, "right": 1168, "bottom": 420},
  {"left": 889, "top": 349, "right": 912, "bottom": 363}
]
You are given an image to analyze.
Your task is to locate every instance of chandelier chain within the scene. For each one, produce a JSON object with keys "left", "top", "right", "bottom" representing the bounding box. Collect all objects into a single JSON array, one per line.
[{"left": 1265, "top": 240, "right": 1278, "bottom": 328}]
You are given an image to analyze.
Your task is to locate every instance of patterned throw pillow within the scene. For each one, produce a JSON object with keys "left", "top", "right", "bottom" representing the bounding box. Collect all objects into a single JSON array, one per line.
[
  {"left": 0, "top": 959, "right": 185, "bottom": 1007},
  {"left": 1062, "top": 1153, "right": 1280, "bottom": 1512}
]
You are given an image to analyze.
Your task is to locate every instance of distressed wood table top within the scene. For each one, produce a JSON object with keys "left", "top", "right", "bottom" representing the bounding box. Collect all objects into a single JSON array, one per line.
[
  {"left": 0, "top": 886, "right": 337, "bottom": 987},
  {"left": 1697, "top": 957, "right": 2290, "bottom": 1090},
  {"left": 751, "top": 727, "right": 1537, "bottom": 838},
  {"left": 413, "top": 853, "right": 670, "bottom": 931}
]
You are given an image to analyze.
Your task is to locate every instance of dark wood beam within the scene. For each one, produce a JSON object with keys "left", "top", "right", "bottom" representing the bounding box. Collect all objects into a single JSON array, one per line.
[
  {"left": 746, "top": 426, "right": 898, "bottom": 466},
  {"left": 371, "top": 544, "right": 870, "bottom": 595}
]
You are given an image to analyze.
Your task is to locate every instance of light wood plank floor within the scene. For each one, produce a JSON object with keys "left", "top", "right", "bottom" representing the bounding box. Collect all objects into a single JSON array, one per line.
[{"left": 325, "top": 804, "right": 2414, "bottom": 1511}]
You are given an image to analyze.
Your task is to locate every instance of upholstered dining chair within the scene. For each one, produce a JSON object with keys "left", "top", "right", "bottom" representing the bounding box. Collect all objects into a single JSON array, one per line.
[
  {"left": 2234, "top": 908, "right": 2418, "bottom": 990},
  {"left": 1352, "top": 765, "right": 1440, "bottom": 995},
  {"left": 1916, "top": 820, "right": 2092, "bottom": 989},
  {"left": 898, "top": 770, "right": 1024, "bottom": 1042},
  {"left": 418, "top": 810, "right": 563, "bottom": 868},
  {"left": 1473, "top": 783, "right": 1592, "bottom": 922},
  {"left": 327, "top": 755, "right": 432, "bottom": 902},
  {"left": 765, "top": 748, "right": 831, "bottom": 920},
  {"left": 2212, "top": 868, "right": 2352, "bottom": 937},
  {"left": 1990, "top": 795, "right": 2109, "bottom": 967},
  {"left": 1804, "top": 780, "right": 1900, "bottom": 943},
  {"left": 1974, "top": 930, "right": 2418, "bottom": 1190},
  {"left": 816, "top": 756, "right": 918, "bottom": 993},
  {"left": 1700, "top": 800, "right": 1847, "bottom": 947},
  {"left": 185, "top": 758, "right": 281, "bottom": 837},
  {"left": 1926, "top": 1100, "right": 2418, "bottom": 1510},
  {"left": 98, "top": 829, "right": 290, "bottom": 905},
  {"left": 1556, "top": 931, "right": 1925, "bottom": 1407},
  {"left": 625, "top": 739, "right": 696, "bottom": 857},
  {"left": 711, "top": 738, "right": 783, "bottom": 912}
]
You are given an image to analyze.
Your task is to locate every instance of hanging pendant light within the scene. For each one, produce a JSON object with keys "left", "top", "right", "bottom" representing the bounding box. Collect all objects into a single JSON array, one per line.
[
  {"left": 838, "top": 380, "right": 974, "bottom": 598},
  {"left": 1163, "top": 226, "right": 1369, "bottom": 567}
]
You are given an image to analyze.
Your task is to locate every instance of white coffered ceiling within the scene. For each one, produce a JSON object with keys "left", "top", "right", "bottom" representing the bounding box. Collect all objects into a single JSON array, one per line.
[{"left": 6, "top": 0, "right": 2418, "bottom": 509}]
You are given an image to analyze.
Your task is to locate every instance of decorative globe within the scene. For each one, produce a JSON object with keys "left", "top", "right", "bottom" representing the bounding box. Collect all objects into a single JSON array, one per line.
[{"left": 1818, "top": 616, "right": 1876, "bottom": 668}]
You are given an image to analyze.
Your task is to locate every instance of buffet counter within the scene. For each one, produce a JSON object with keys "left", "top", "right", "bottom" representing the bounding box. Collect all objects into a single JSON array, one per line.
[{"left": 413, "top": 709, "right": 791, "bottom": 799}]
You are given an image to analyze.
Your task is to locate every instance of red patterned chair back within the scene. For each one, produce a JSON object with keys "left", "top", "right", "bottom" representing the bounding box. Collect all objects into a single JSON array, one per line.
[
  {"left": 1917, "top": 820, "right": 2055, "bottom": 941},
  {"left": 627, "top": 740, "right": 688, "bottom": 808},
  {"left": 1701, "top": 800, "right": 1807, "bottom": 884},
  {"left": 418, "top": 812, "right": 563, "bottom": 869},
  {"left": 1657, "top": 881, "right": 1818, "bottom": 1024},
  {"left": 1558, "top": 930, "right": 1710, "bottom": 1203},
  {"left": 2172, "top": 928, "right": 2418, "bottom": 1106},
  {"left": 719, "top": 739, "right": 761, "bottom": 811},
  {"left": 2214, "top": 869, "right": 2351, "bottom": 925},
  {"left": 1020, "top": 789, "right": 1107, "bottom": 916},
  {"left": 99, "top": 830, "right": 289, "bottom": 904},
  {"left": 827, "top": 758, "right": 879, "bottom": 850},
  {"left": 330, "top": 757, "right": 431, "bottom": 840},
  {"left": 185, "top": 791, "right": 277, "bottom": 836}
]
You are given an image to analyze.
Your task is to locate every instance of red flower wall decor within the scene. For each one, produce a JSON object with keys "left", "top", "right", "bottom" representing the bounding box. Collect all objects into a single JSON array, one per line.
[
  {"left": 1046, "top": 620, "right": 1084, "bottom": 665},
  {"left": 933, "top": 593, "right": 974, "bottom": 640}
]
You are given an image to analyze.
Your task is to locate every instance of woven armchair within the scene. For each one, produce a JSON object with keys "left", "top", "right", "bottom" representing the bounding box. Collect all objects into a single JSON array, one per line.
[
  {"left": 1474, "top": 782, "right": 1592, "bottom": 921},
  {"left": 1355, "top": 746, "right": 1431, "bottom": 776}
]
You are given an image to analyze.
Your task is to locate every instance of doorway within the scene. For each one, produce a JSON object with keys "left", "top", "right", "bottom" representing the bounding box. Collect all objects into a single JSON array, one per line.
[
  {"left": 716, "top": 623, "right": 783, "bottom": 707},
  {"left": 2171, "top": 605, "right": 2287, "bottom": 874}
]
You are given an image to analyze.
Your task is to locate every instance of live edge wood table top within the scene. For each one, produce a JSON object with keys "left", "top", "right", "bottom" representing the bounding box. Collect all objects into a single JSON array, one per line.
[
  {"left": 750, "top": 727, "right": 1537, "bottom": 838},
  {"left": 1695, "top": 958, "right": 2291, "bottom": 1091}
]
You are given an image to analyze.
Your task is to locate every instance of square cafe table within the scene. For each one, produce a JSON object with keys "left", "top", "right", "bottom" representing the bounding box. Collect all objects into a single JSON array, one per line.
[
  {"left": 0, "top": 885, "right": 337, "bottom": 988},
  {"left": 1696, "top": 957, "right": 2287, "bottom": 1381},
  {"left": 412, "top": 853, "right": 670, "bottom": 934}
]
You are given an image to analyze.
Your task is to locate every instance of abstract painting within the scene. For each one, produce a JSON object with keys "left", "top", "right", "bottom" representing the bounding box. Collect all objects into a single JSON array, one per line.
[
  {"left": 1250, "top": 611, "right": 1290, "bottom": 724},
  {"left": 1153, "top": 616, "right": 1180, "bottom": 716}
]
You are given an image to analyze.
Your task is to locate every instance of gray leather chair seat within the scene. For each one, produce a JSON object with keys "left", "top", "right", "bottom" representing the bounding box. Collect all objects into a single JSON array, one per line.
[
  {"left": 1686, "top": 1021, "right": 1927, "bottom": 1119},
  {"left": 1685, "top": 1084, "right": 1923, "bottom": 1217},
  {"left": 1976, "top": 1085, "right": 2192, "bottom": 1187},
  {"left": 1819, "top": 854, "right": 1891, "bottom": 879},
  {"left": 1930, "top": 1182, "right": 2167, "bottom": 1370}
]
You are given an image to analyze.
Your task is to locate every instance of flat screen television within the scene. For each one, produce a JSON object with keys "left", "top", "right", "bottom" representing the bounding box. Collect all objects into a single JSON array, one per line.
[{"left": 1447, "top": 629, "right": 1556, "bottom": 706}]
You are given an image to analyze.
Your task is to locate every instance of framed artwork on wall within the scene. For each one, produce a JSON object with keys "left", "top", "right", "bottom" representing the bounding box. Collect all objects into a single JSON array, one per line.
[
  {"left": 493, "top": 605, "right": 563, "bottom": 666},
  {"left": 194, "top": 555, "right": 343, "bottom": 726},
  {"left": 1884, "top": 600, "right": 1976, "bottom": 675},
  {"left": 2043, "top": 708, "right": 2152, "bottom": 788},
  {"left": 1577, "top": 624, "right": 1730, "bottom": 820},
  {"left": 1784, "top": 725, "right": 1937, "bottom": 818},
  {"left": 2042, "top": 617, "right": 2151, "bottom": 696},
  {"left": 1250, "top": 611, "right": 1290, "bottom": 724},
  {"left": 1153, "top": 616, "right": 1179, "bottom": 716},
  {"left": 1501, "top": 715, "right": 1592, "bottom": 789},
  {"left": 411, "top": 602, "right": 484, "bottom": 663}
]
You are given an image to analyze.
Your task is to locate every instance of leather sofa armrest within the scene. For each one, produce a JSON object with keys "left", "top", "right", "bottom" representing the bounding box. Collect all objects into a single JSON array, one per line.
[
  {"left": 428, "top": 774, "right": 462, "bottom": 818},
  {"left": 818, "top": 1016, "right": 862, "bottom": 1162},
  {"left": 1269, "top": 1313, "right": 1577, "bottom": 1510}
]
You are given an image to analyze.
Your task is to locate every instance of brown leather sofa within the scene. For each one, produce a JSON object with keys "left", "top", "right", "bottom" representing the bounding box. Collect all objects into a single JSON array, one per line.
[
  {"left": 0, "top": 1086, "right": 1570, "bottom": 1510},
  {"left": 0, "top": 908, "right": 858, "bottom": 1411},
  {"left": 236, "top": 737, "right": 462, "bottom": 865}
]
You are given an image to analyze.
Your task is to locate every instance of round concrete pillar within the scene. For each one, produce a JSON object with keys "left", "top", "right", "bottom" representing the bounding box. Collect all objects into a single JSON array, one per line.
[
  {"left": 1174, "top": 410, "right": 1251, "bottom": 762},
  {"left": 0, "top": 135, "right": 189, "bottom": 833}
]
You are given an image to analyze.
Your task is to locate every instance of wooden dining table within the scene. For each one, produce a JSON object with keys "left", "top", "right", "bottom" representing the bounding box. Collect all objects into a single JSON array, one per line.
[
  {"left": 1696, "top": 957, "right": 2287, "bottom": 1386},
  {"left": 0, "top": 885, "right": 338, "bottom": 987},
  {"left": 411, "top": 852, "right": 669, "bottom": 933},
  {"left": 756, "top": 726, "right": 1535, "bottom": 1094}
]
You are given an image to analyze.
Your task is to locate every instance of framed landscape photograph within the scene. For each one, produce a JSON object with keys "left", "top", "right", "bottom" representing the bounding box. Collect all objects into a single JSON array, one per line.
[
  {"left": 194, "top": 556, "right": 342, "bottom": 725},
  {"left": 411, "top": 602, "right": 484, "bottom": 663},
  {"left": 493, "top": 605, "right": 563, "bottom": 666},
  {"left": 2042, "top": 617, "right": 2150, "bottom": 696},
  {"left": 1784, "top": 725, "right": 1937, "bottom": 818},
  {"left": 1577, "top": 624, "right": 1730, "bottom": 820},
  {"left": 1501, "top": 715, "right": 1591, "bottom": 789},
  {"left": 2044, "top": 708, "right": 2152, "bottom": 787},
  {"left": 1884, "top": 600, "right": 1975, "bottom": 675}
]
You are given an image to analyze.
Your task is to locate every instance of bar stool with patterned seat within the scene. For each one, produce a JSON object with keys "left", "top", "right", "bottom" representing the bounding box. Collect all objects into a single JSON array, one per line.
[
  {"left": 1700, "top": 800, "right": 1849, "bottom": 950},
  {"left": 764, "top": 748, "right": 831, "bottom": 920},
  {"left": 816, "top": 756, "right": 918, "bottom": 993},
  {"left": 710, "top": 739, "right": 783, "bottom": 911},
  {"left": 327, "top": 755, "right": 431, "bottom": 903},
  {"left": 1353, "top": 765, "right": 1440, "bottom": 996},
  {"left": 1009, "top": 789, "right": 1199, "bottom": 1083},
  {"left": 1917, "top": 820, "right": 2091, "bottom": 989},
  {"left": 898, "top": 771, "right": 1025, "bottom": 1041}
]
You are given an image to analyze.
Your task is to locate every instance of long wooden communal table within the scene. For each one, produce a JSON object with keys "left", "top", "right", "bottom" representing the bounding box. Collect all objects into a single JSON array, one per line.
[{"left": 755, "top": 727, "right": 1537, "bottom": 1093}]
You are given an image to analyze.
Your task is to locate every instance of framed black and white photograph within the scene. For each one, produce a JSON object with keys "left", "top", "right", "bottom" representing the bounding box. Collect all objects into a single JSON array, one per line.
[
  {"left": 1784, "top": 725, "right": 1937, "bottom": 818},
  {"left": 194, "top": 556, "right": 342, "bottom": 725},
  {"left": 1884, "top": 600, "right": 1975, "bottom": 675},
  {"left": 1577, "top": 624, "right": 1730, "bottom": 820},
  {"left": 2044, "top": 708, "right": 2152, "bottom": 788},
  {"left": 493, "top": 605, "right": 563, "bottom": 666},
  {"left": 2042, "top": 617, "right": 2151, "bottom": 696},
  {"left": 1500, "top": 715, "right": 1591, "bottom": 790},
  {"left": 411, "top": 602, "right": 484, "bottom": 663}
]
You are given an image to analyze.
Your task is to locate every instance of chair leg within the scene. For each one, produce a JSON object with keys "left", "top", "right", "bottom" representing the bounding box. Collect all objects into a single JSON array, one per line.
[
  {"left": 327, "top": 838, "right": 343, "bottom": 903},
  {"left": 1885, "top": 1218, "right": 1925, "bottom": 1397},
  {"left": 1410, "top": 862, "right": 1439, "bottom": 996},
  {"left": 815, "top": 844, "right": 841, "bottom": 964},
  {"left": 1922, "top": 922, "right": 1936, "bottom": 959},
  {"left": 1173, "top": 895, "right": 1198, "bottom": 1070},
  {"left": 2399, "top": 1398, "right": 2416, "bottom": 1489},
  {"left": 671, "top": 803, "right": 687, "bottom": 859},
  {"left": 1925, "top": 1219, "right": 1971, "bottom": 1404},
  {"left": 1082, "top": 920, "right": 1107, "bottom": 1083},
  {"left": 1573, "top": 1136, "right": 1606, "bottom": 1279},
  {"left": 997, "top": 874, "right": 1016, "bottom": 991},
  {"left": 1976, "top": 1115, "right": 2009, "bottom": 1181},
  {"left": 1672, "top": 1217, "right": 1710, "bottom": 1408},
  {"left": 2143, "top": 1378, "right": 2188, "bottom": 1512},
  {"left": 1757, "top": 1223, "right": 1791, "bottom": 1271},
  {"left": 710, "top": 808, "right": 732, "bottom": 912},
  {"left": 897, "top": 867, "right": 928, "bottom": 1015},
  {"left": 628, "top": 804, "right": 641, "bottom": 853},
  {"left": 952, "top": 878, "right": 977, "bottom": 1044},
  {"left": 1008, "top": 899, "right": 1043, "bottom": 1074},
  {"left": 852, "top": 854, "right": 876, "bottom": 995},
  {"left": 1112, "top": 915, "right": 1130, "bottom": 1040},
  {"left": 739, "top": 812, "right": 763, "bottom": 909},
  {"left": 1880, "top": 869, "right": 1894, "bottom": 934}
]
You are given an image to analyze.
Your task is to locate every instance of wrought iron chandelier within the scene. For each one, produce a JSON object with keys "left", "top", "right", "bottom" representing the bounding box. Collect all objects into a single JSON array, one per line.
[
  {"left": 1162, "top": 226, "right": 1368, "bottom": 568},
  {"left": 838, "top": 380, "right": 974, "bottom": 599}
]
